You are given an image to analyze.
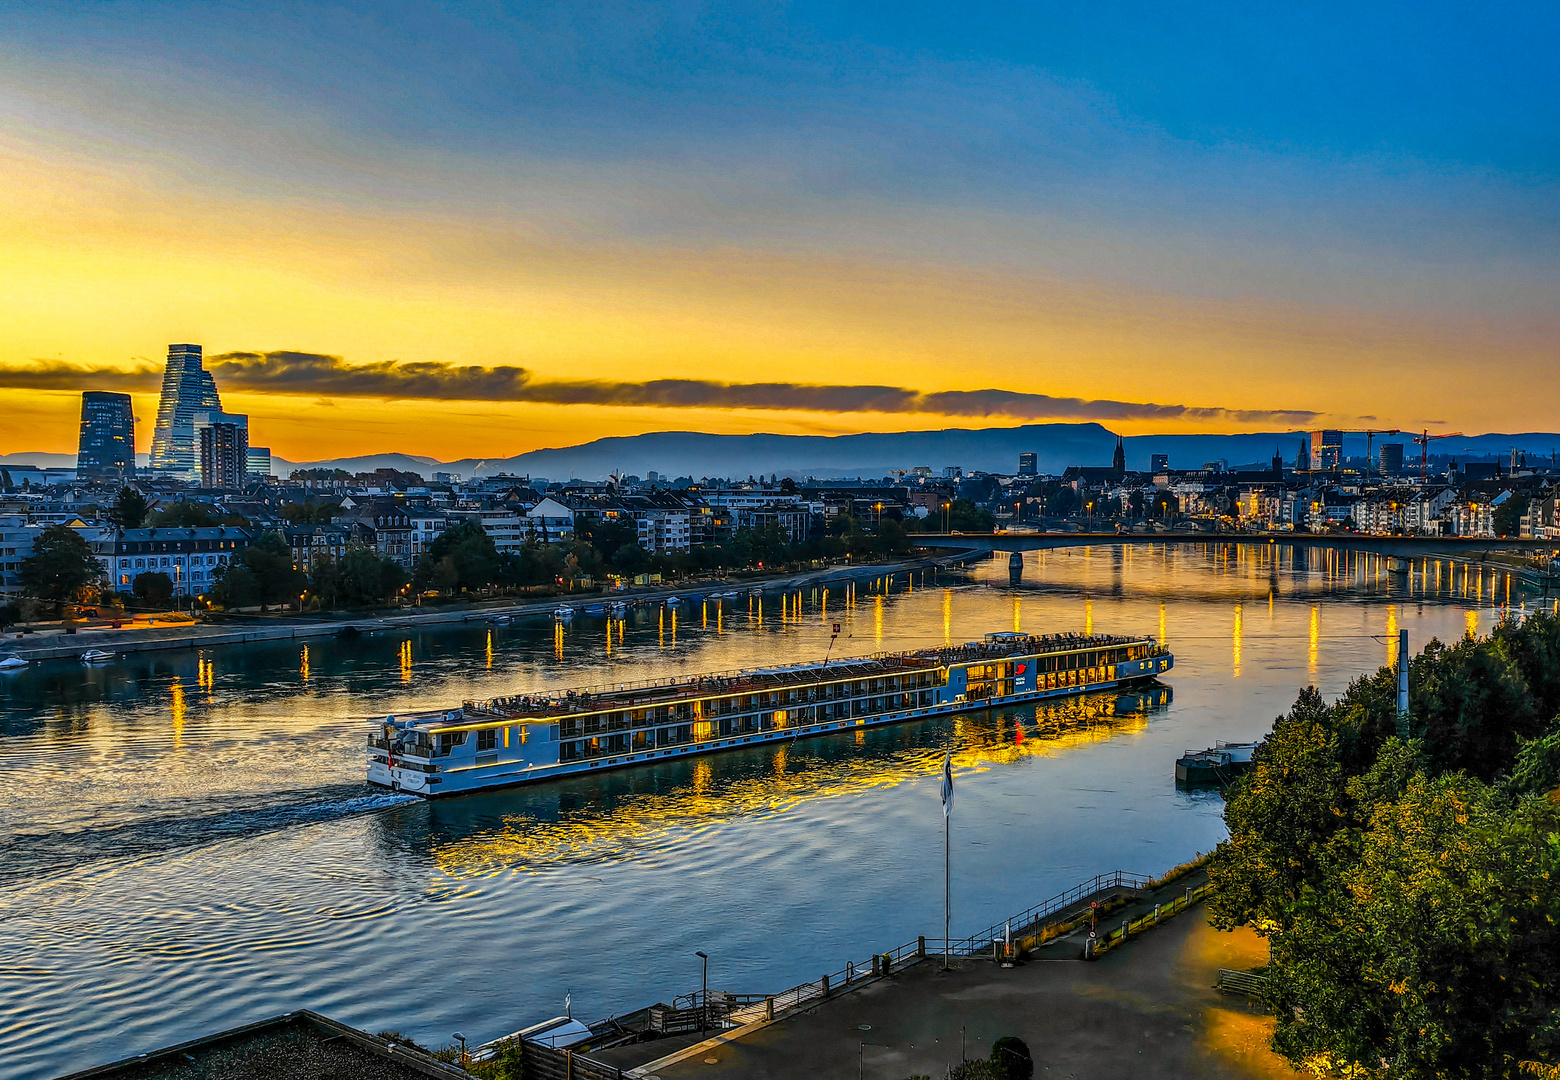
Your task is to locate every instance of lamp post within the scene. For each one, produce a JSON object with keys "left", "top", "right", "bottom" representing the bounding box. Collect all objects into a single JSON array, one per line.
[
  {"left": 695, "top": 951, "right": 709, "bottom": 1034},
  {"left": 942, "top": 501, "right": 951, "bottom": 532},
  {"left": 452, "top": 1032, "right": 466, "bottom": 1069}
]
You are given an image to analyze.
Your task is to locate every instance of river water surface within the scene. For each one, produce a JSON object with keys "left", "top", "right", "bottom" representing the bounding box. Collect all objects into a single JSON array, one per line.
[{"left": 0, "top": 545, "right": 1540, "bottom": 1078}]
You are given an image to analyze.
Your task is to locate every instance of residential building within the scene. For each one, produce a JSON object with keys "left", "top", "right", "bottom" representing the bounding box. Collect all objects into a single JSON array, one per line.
[
  {"left": 76, "top": 391, "right": 136, "bottom": 482},
  {"left": 198, "top": 416, "right": 250, "bottom": 489},
  {"left": 1378, "top": 443, "right": 1405, "bottom": 476},
  {"left": 95, "top": 526, "right": 252, "bottom": 595},
  {"left": 284, "top": 522, "right": 374, "bottom": 571},
  {"left": 338, "top": 500, "right": 416, "bottom": 569},
  {"left": 148, "top": 344, "right": 223, "bottom": 478},
  {"left": 0, "top": 517, "right": 39, "bottom": 597}
]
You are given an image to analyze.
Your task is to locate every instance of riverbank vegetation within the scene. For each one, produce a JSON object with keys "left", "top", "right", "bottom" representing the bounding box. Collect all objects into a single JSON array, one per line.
[{"left": 1209, "top": 612, "right": 1560, "bottom": 1079}]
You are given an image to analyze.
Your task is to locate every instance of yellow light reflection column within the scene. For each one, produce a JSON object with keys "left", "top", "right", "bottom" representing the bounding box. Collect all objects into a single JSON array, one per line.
[
  {"left": 874, "top": 595, "right": 884, "bottom": 644},
  {"left": 300, "top": 645, "right": 310, "bottom": 682},
  {"left": 1159, "top": 602, "right": 1167, "bottom": 647},
  {"left": 942, "top": 589, "right": 953, "bottom": 645},
  {"left": 555, "top": 621, "right": 565, "bottom": 660},
  {"left": 1084, "top": 599, "right": 1093, "bottom": 637},
  {"left": 1466, "top": 609, "right": 1479, "bottom": 638},
  {"left": 1385, "top": 606, "right": 1398, "bottom": 671},
  {"left": 1012, "top": 596, "right": 1022, "bottom": 634},
  {"left": 1308, "top": 605, "right": 1320, "bottom": 679},
  {"left": 486, "top": 630, "right": 494, "bottom": 669},
  {"left": 170, "top": 677, "right": 186, "bottom": 749},
  {"left": 400, "top": 639, "right": 413, "bottom": 683},
  {"left": 1232, "top": 603, "right": 1243, "bottom": 679}
]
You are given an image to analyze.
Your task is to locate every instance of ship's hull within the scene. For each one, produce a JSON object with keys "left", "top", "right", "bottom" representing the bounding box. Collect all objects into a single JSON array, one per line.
[{"left": 369, "top": 671, "right": 1165, "bottom": 798}]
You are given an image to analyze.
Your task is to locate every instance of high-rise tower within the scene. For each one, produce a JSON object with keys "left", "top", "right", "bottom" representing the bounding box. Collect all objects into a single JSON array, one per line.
[
  {"left": 76, "top": 391, "right": 136, "bottom": 482},
  {"left": 148, "top": 344, "right": 222, "bottom": 477}
]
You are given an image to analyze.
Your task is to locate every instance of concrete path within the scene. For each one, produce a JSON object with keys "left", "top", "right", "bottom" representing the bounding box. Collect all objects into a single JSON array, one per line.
[{"left": 641, "top": 903, "right": 1296, "bottom": 1080}]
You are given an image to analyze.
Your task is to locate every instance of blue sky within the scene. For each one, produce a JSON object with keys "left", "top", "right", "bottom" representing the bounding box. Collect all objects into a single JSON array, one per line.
[{"left": 0, "top": 2, "right": 1556, "bottom": 457}]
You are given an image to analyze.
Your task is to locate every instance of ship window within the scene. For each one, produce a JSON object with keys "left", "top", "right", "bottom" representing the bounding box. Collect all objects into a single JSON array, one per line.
[{"left": 477, "top": 729, "right": 498, "bottom": 751}]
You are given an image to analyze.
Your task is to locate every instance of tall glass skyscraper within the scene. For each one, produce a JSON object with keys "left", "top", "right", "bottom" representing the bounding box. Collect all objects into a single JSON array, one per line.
[
  {"left": 148, "top": 344, "right": 223, "bottom": 477},
  {"left": 76, "top": 391, "right": 136, "bottom": 482}
]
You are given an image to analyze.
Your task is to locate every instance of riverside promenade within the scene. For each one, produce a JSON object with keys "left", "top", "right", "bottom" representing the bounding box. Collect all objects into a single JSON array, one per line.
[
  {"left": 596, "top": 871, "right": 1300, "bottom": 1080},
  {"left": 2, "top": 552, "right": 967, "bottom": 661}
]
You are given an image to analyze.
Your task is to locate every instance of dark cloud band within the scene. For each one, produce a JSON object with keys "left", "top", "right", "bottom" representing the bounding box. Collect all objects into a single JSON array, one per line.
[{"left": 0, "top": 351, "right": 1321, "bottom": 425}]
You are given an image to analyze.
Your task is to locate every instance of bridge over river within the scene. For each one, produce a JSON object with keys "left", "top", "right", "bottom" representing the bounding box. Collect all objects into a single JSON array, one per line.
[{"left": 912, "top": 531, "right": 1555, "bottom": 559}]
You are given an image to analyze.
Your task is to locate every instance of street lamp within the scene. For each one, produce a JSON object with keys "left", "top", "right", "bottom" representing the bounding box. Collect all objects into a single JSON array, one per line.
[
  {"left": 695, "top": 950, "right": 709, "bottom": 1034},
  {"left": 942, "top": 501, "right": 951, "bottom": 532},
  {"left": 452, "top": 1032, "right": 467, "bottom": 1069}
]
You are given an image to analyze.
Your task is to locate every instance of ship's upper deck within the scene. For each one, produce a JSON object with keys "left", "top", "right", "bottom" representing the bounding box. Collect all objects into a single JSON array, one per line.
[{"left": 452, "top": 632, "right": 1163, "bottom": 726}]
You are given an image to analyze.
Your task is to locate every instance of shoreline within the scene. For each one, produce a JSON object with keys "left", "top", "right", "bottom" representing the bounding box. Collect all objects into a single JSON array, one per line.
[{"left": 3, "top": 551, "right": 980, "bottom": 662}]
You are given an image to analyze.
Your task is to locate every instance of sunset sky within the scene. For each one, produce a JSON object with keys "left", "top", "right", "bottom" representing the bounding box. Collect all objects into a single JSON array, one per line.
[{"left": 2, "top": 2, "right": 1556, "bottom": 462}]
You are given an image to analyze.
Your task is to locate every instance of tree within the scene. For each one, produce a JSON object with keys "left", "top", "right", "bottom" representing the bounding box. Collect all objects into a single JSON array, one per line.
[
  {"left": 149, "top": 501, "right": 247, "bottom": 528},
  {"left": 19, "top": 525, "right": 102, "bottom": 603},
  {"left": 947, "top": 498, "right": 994, "bottom": 533},
  {"left": 289, "top": 467, "right": 351, "bottom": 481},
  {"left": 1211, "top": 612, "right": 1560, "bottom": 1078},
  {"left": 210, "top": 530, "right": 304, "bottom": 609},
  {"left": 989, "top": 1037, "right": 1034, "bottom": 1080},
  {"left": 131, "top": 571, "right": 174, "bottom": 608},
  {"left": 1150, "top": 491, "right": 1179, "bottom": 521},
  {"left": 312, "top": 547, "right": 408, "bottom": 607},
  {"left": 107, "top": 487, "right": 150, "bottom": 529},
  {"left": 413, "top": 520, "right": 500, "bottom": 593},
  {"left": 1493, "top": 494, "right": 1530, "bottom": 538},
  {"left": 280, "top": 501, "right": 341, "bottom": 525}
]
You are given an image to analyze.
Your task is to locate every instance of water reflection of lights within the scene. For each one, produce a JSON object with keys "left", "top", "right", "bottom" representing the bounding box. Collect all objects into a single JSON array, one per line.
[
  {"left": 486, "top": 631, "right": 494, "bottom": 669},
  {"left": 555, "top": 622, "right": 565, "bottom": 661},
  {"left": 399, "top": 639, "right": 413, "bottom": 683},
  {"left": 1385, "top": 606, "right": 1398, "bottom": 670},
  {"left": 874, "top": 595, "right": 884, "bottom": 643},
  {"left": 300, "top": 644, "right": 310, "bottom": 682},
  {"left": 1231, "top": 603, "right": 1242, "bottom": 679},
  {"left": 1308, "top": 605, "right": 1320, "bottom": 676},
  {"left": 196, "top": 655, "right": 215, "bottom": 693},
  {"left": 169, "top": 678, "right": 185, "bottom": 749},
  {"left": 1466, "top": 609, "right": 1479, "bottom": 638},
  {"left": 942, "top": 589, "right": 952, "bottom": 644},
  {"left": 426, "top": 689, "right": 1167, "bottom": 880}
]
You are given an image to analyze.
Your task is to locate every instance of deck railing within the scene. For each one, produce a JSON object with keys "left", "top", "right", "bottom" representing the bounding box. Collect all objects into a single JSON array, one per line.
[{"left": 675, "top": 869, "right": 1151, "bottom": 1030}]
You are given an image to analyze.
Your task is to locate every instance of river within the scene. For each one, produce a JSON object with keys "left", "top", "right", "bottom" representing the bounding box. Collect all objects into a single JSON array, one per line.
[{"left": 0, "top": 544, "right": 1541, "bottom": 1078}]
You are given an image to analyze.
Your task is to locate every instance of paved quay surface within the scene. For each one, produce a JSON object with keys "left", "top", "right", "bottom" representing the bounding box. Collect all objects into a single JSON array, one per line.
[
  {"left": 3, "top": 553, "right": 968, "bottom": 661},
  {"left": 639, "top": 904, "right": 1296, "bottom": 1080}
]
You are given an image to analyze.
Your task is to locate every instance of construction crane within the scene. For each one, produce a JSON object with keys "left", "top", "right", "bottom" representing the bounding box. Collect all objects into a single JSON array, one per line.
[{"left": 1413, "top": 430, "right": 1464, "bottom": 480}]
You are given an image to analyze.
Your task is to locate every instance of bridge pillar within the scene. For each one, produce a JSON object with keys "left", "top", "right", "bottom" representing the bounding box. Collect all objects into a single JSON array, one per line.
[{"left": 1008, "top": 551, "right": 1024, "bottom": 581}]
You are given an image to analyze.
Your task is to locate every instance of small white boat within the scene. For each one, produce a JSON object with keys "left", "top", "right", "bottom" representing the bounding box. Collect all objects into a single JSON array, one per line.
[
  {"left": 665, "top": 596, "right": 682, "bottom": 606},
  {"left": 0, "top": 656, "right": 27, "bottom": 670},
  {"left": 552, "top": 606, "right": 574, "bottom": 621},
  {"left": 80, "top": 649, "right": 116, "bottom": 664},
  {"left": 489, "top": 615, "right": 513, "bottom": 626}
]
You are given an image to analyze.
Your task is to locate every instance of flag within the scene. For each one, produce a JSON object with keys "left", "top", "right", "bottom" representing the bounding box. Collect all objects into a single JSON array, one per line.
[
  {"left": 564, "top": 991, "right": 571, "bottom": 1018},
  {"left": 940, "top": 752, "right": 954, "bottom": 819}
]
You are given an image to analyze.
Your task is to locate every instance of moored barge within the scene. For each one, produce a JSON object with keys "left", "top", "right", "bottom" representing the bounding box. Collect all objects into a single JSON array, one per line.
[{"left": 368, "top": 630, "right": 1174, "bottom": 797}]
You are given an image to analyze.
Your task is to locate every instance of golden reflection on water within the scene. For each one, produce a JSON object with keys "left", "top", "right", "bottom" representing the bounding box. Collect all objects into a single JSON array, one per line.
[
  {"left": 1466, "top": 609, "right": 1480, "bottom": 638},
  {"left": 196, "top": 655, "right": 214, "bottom": 694},
  {"left": 1012, "top": 596, "right": 1021, "bottom": 634},
  {"left": 1159, "top": 602, "right": 1167, "bottom": 648},
  {"left": 555, "top": 622, "right": 565, "bottom": 661},
  {"left": 1231, "top": 603, "right": 1242, "bottom": 679},
  {"left": 1085, "top": 598, "right": 1093, "bottom": 636},
  {"left": 486, "top": 631, "right": 494, "bottom": 669},
  {"left": 1308, "top": 605, "right": 1320, "bottom": 678},
  {"left": 399, "top": 639, "right": 413, "bottom": 683},
  {"left": 300, "top": 644, "right": 310, "bottom": 682},
  {"left": 1385, "top": 606, "right": 1398, "bottom": 670},
  {"left": 169, "top": 678, "right": 185, "bottom": 749},
  {"left": 874, "top": 595, "right": 884, "bottom": 643},
  {"left": 942, "top": 589, "right": 952, "bottom": 644},
  {"left": 428, "top": 691, "right": 1159, "bottom": 880}
]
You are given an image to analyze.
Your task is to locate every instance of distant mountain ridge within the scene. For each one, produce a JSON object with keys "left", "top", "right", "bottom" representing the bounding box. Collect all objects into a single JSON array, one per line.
[{"left": 8, "top": 426, "right": 1559, "bottom": 479}]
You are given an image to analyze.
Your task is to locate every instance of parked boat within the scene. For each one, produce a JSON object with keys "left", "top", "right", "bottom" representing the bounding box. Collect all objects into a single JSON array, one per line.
[
  {"left": 0, "top": 656, "right": 27, "bottom": 670},
  {"left": 80, "top": 649, "right": 117, "bottom": 664},
  {"left": 1175, "top": 741, "right": 1258, "bottom": 785},
  {"left": 553, "top": 606, "right": 575, "bottom": 621},
  {"left": 665, "top": 596, "right": 682, "bottom": 606},
  {"left": 369, "top": 629, "right": 1174, "bottom": 797}
]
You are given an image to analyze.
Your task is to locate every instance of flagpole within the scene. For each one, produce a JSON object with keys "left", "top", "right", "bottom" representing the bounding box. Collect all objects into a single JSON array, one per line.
[{"left": 943, "top": 803, "right": 950, "bottom": 970}]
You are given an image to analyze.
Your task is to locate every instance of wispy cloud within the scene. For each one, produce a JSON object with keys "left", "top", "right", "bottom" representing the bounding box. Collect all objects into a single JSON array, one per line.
[{"left": 0, "top": 351, "right": 1321, "bottom": 426}]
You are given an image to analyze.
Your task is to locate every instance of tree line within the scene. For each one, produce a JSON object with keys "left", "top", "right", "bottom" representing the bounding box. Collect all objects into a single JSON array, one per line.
[{"left": 1210, "top": 612, "right": 1560, "bottom": 1078}]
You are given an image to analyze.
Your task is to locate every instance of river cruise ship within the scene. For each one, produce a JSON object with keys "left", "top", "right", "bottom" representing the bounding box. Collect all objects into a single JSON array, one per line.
[{"left": 367, "top": 630, "right": 1174, "bottom": 797}]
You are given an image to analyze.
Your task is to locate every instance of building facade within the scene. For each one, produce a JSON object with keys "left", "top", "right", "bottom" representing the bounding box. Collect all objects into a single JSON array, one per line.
[
  {"left": 198, "top": 418, "right": 250, "bottom": 489},
  {"left": 148, "top": 344, "right": 223, "bottom": 478},
  {"left": 96, "top": 526, "right": 251, "bottom": 595},
  {"left": 76, "top": 391, "right": 136, "bottom": 483}
]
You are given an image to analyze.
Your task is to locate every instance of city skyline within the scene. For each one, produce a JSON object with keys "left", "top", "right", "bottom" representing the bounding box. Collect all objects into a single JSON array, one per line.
[{"left": 2, "top": 4, "right": 1557, "bottom": 461}]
